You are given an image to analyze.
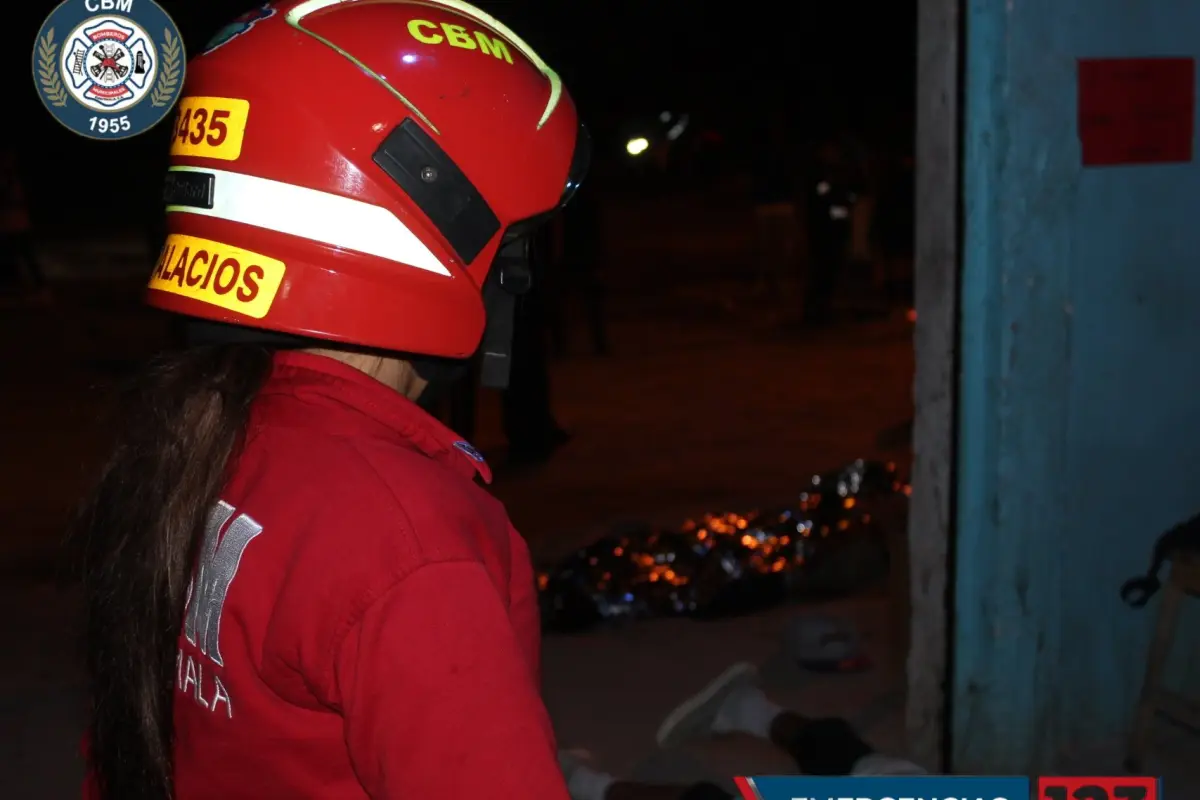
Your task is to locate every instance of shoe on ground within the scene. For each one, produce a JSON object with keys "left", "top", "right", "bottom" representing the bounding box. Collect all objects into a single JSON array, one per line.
[{"left": 656, "top": 662, "right": 759, "bottom": 749}]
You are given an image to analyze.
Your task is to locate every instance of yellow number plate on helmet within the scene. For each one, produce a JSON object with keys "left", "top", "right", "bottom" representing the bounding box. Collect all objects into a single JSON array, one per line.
[{"left": 170, "top": 97, "right": 250, "bottom": 161}]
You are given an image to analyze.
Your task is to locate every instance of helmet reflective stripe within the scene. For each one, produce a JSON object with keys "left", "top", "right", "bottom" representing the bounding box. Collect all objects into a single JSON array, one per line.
[
  {"left": 285, "top": 0, "right": 563, "bottom": 130},
  {"left": 165, "top": 166, "right": 451, "bottom": 277}
]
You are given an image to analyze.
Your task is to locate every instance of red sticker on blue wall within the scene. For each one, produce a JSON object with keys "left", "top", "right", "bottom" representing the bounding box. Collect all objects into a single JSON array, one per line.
[{"left": 1078, "top": 57, "right": 1194, "bottom": 166}]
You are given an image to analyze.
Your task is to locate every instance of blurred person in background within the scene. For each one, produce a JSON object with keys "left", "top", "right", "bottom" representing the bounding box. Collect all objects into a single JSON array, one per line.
[
  {"left": 547, "top": 180, "right": 609, "bottom": 357},
  {"left": 747, "top": 112, "right": 803, "bottom": 322},
  {"left": 847, "top": 151, "right": 880, "bottom": 318},
  {"left": 451, "top": 178, "right": 589, "bottom": 459},
  {"left": 77, "top": 2, "right": 588, "bottom": 798},
  {"left": 559, "top": 662, "right": 925, "bottom": 800},
  {"left": 872, "top": 152, "right": 915, "bottom": 310},
  {"left": 447, "top": 219, "right": 572, "bottom": 464},
  {"left": 446, "top": 230, "right": 571, "bottom": 463},
  {"left": 804, "top": 138, "right": 857, "bottom": 327},
  {"left": 0, "top": 146, "right": 50, "bottom": 303},
  {"left": 504, "top": 220, "right": 572, "bottom": 466}
]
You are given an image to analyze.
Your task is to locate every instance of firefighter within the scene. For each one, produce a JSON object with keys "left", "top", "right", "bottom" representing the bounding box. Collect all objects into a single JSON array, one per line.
[
  {"left": 77, "top": 2, "right": 588, "bottom": 797},
  {"left": 804, "top": 139, "right": 858, "bottom": 326}
]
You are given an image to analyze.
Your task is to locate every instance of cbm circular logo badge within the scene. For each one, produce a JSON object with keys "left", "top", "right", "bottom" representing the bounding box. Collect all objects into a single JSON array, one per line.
[{"left": 33, "top": 0, "right": 185, "bottom": 140}]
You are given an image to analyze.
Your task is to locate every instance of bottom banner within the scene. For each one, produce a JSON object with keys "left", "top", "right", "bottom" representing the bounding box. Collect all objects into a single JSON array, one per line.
[{"left": 734, "top": 775, "right": 1030, "bottom": 800}]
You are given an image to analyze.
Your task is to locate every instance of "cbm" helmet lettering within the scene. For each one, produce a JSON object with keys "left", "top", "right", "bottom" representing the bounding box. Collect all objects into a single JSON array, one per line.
[
  {"left": 406, "top": 19, "right": 513, "bottom": 64},
  {"left": 286, "top": 0, "right": 561, "bottom": 130}
]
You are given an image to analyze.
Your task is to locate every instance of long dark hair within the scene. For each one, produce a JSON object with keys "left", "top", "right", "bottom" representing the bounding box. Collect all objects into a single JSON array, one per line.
[{"left": 77, "top": 343, "right": 274, "bottom": 799}]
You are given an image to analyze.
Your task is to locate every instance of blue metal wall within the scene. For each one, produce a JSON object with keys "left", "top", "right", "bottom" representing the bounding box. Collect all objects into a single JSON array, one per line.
[{"left": 955, "top": 0, "right": 1200, "bottom": 774}]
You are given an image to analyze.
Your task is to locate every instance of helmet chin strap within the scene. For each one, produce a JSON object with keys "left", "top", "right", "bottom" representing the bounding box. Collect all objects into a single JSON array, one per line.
[{"left": 477, "top": 236, "right": 532, "bottom": 389}]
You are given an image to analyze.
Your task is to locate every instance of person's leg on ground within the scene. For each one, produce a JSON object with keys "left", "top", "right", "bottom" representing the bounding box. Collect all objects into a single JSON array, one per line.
[
  {"left": 656, "top": 663, "right": 926, "bottom": 776},
  {"left": 675, "top": 784, "right": 735, "bottom": 800},
  {"left": 560, "top": 752, "right": 734, "bottom": 800},
  {"left": 608, "top": 781, "right": 732, "bottom": 800},
  {"left": 605, "top": 783, "right": 677, "bottom": 800},
  {"left": 656, "top": 663, "right": 783, "bottom": 748},
  {"left": 766, "top": 713, "right": 874, "bottom": 775}
]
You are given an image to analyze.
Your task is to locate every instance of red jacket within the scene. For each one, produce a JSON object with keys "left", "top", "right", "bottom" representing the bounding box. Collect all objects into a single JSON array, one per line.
[{"left": 91, "top": 352, "right": 569, "bottom": 798}]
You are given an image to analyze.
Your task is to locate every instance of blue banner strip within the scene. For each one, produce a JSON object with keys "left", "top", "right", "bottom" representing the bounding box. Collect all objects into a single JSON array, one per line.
[{"left": 744, "top": 775, "right": 1030, "bottom": 800}]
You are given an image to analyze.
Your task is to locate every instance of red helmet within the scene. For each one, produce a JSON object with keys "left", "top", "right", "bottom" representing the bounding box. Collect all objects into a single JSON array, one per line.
[{"left": 147, "top": 0, "right": 588, "bottom": 382}]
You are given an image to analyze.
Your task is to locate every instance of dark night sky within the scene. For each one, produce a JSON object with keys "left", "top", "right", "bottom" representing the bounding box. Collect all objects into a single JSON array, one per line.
[{"left": 14, "top": 0, "right": 915, "bottom": 232}]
